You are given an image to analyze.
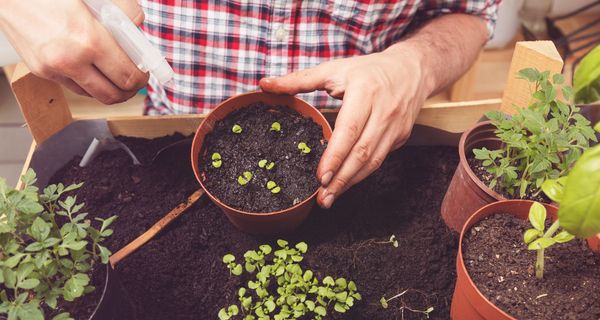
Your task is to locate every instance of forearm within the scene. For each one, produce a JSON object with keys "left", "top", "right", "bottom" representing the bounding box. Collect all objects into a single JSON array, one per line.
[{"left": 384, "top": 14, "right": 489, "bottom": 98}]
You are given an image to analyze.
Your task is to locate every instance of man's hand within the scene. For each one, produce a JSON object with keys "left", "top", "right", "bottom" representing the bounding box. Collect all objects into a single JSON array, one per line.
[
  {"left": 261, "top": 45, "right": 432, "bottom": 209},
  {"left": 261, "top": 14, "right": 488, "bottom": 209},
  {"left": 0, "top": 0, "right": 148, "bottom": 104}
]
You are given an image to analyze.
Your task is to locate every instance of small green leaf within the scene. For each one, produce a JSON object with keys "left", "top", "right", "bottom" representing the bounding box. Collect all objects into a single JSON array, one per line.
[
  {"left": 295, "top": 242, "right": 308, "bottom": 253},
  {"left": 323, "top": 276, "right": 335, "bottom": 286},
  {"left": 271, "top": 186, "right": 281, "bottom": 194},
  {"left": 259, "top": 245, "right": 272, "bottom": 255},
  {"left": 298, "top": 142, "right": 311, "bottom": 154},
  {"left": 277, "top": 239, "right": 288, "bottom": 248},
  {"left": 258, "top": 159, "right": 267, "bottom": 168},
  {"left": 232, "top": 124, "right": 242, "bottom": 134},
  {"left": 541, "top": 179, "right": 565, "bottom": 203},
  {"left": 523, "top": 228, "right": 541, "bottom": 244},
  {"left": 266, "top": 181, "right": 276, "bottom": 190},
  {"left": 212, "top": 152, "right": 221, "bottom": 160},
  {"left": 270, "top": 122, "right": 281, "bottom": 132},
  {"left": 529, "top": 202, "right": 547, "bottom": 232},
  {"left": 518, "top": 68, "right": 540, "bottom": 82},
  {"left": 232, "top": 264, "right": 243, "bottom": 276},
  {"left": 527, "top": 237, "right": 556, "bottom": 250},
  {"left": 314, "top": 306, "right": 326, "bottom": 316},
  {"left": 18, "top": 278, "right": 40, "bottom": 290},
  {"left": 553, "top": 230, "right": 575, "bottom": 243},
  {"left": 265, "top": 162, "right": 275, "bottom": 170},
  {"left": 380, "top": 296, "right": 388, "bottom": 309},
  {"left": 223, "top": 254, "right": 235, "bottom": 264}
]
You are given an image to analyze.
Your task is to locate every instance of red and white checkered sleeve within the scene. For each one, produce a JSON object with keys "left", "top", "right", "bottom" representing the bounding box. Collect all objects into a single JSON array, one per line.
[{"left": 419, "top": 0, "right": 502, "bottom": 39}]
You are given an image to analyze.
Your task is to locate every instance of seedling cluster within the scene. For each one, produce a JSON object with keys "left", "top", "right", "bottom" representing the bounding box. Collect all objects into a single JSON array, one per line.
[
  {"left": 212, "top": 152, "right": 223, "bottom": 168},
  {"left": 219, "top": 240, "right": 361, "bottom": 320},
  {"left": 473, "top": 68, "right": 596, "bottom": 198},
  {"left": 0, "top": 169, "right": 116, "bottom": 320},
  {"left": 238, "top": 172, "right": 253, "bottom": 186},
  {"left": 258, "top": 160, "right": 275, "bottom": 170},
  {"left": 266, "top": 181, "right": 281, "bottom": 194}
]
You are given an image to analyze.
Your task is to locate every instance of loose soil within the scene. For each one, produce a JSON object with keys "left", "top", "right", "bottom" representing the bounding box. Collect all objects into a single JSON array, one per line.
[
  {"left": 463, "top": 213, "right": 600, "bottom": 320},
  {"left": 200, "top": 103, "right": 325, "bottom": 213},
  {"left": 467, "top": 157, "right": 550, "bottom": 203},
  {"left": 50, "top": 135, "right": 459, "bottom": 319}
]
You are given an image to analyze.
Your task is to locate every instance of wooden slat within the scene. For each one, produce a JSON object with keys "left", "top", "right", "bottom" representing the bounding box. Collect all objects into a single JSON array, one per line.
[{"left": 500, "top": 41, "right": 564, "bottom": 115}]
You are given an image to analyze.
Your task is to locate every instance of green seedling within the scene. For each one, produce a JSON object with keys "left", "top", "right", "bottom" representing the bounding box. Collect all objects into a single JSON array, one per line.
[
  {"left": 266, "top": 181, "right": 281, "bottom": 194},
  {"left": 298, "top": 142, "right": 311, "bottom": 155},
  {"left": 212, "top": 152, "right": 222, "bottom": 168},
  {"left": 223, "top": 254, "right": 243, "bottom": 276},
  {"left": 219, "top": 240, "right": 360, "bottom": 320},
  {"left": 258, "top": 159, "right": 275, "bottom": 170},
  {"left": 237, "top": 171, "right": 253, "bottom": 186},
  {"left": 473, "top": 68, "right": 596, "bottom": 198},
  {"left": 218, "top": 305, "right": 239, "bottom": 320},
  {"left": 271, "top": 121, "right": 281, "bottom": 132},
  {"left": 375, "top": 235, "right": 399, "bottom": 248},
  {"left": 380, "top": 289, "right": 434, "bottom": 318},
  {"left": 232, "top": 124, "right": 243, "bottom": 134},
  {"left": 523, "top": 202, "right": 575, "bottom": 279},
  {"left": 0, "top": 169, "right": 116, "bottom": 320}
]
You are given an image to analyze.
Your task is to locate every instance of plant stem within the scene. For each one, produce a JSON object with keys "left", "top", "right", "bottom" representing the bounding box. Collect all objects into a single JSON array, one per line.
[
  {"left": 535, "top": 247, "right": 544, "bottom": 279},
  {"left": 543, "top": 220, "right": 560, "bottom": 238}
]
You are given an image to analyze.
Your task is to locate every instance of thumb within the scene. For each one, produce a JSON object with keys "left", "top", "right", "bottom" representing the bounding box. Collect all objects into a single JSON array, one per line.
[
  {"left": 260, "top": 64, "right": 331, "bottom": 95},
  {"left": 112, "top": 0, "right": 145, "bottom": 26}
]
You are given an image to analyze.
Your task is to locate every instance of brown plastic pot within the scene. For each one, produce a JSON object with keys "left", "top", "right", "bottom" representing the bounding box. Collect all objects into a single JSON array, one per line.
[
  {"left": 451, "top": 200, "right": 600, "bottom": 319},
  {"left": 191, "top": 92, "right": 333, "bottom": 235},
  {"left": 452, "top": 200, "right": 556, "bottom": 320},
  {"left": 441, "top": 121, "right": 505, "bottom": 232}
]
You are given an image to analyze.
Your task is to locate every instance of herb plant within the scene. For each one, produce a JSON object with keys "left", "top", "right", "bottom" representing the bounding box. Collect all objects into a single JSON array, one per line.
[
  {"left": 473, "top": 68, "right": 597, "bottom": 198},
  {"left": 297, "top": 142, "right": 311, "bottom": 155},
  {"left": 212, "top": 153, "right": 223, "bottom": 168},
  {"left": 219, "top": 240, "right": 361, "bottom": 320},
  {"left": 232, "top": 124, "right": 243, "bottom": 134},
  {"left": 0, "top": 169, "right": 116, "bottom": 320},
  {"left": 238, "top": 172, "right": 253, "bottom": 186}
]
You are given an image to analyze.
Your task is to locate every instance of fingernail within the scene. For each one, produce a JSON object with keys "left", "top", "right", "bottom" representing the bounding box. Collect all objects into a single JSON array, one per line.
[
  {"left": 320, "top": 171, "right": 333, "bottom": 186},
  {"left": 323, "top": 194, "right": 334, "bottom": 209}
]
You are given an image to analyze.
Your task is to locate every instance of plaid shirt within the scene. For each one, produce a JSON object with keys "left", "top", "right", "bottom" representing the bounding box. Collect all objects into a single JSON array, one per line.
[{"left": 140, "top": 0, "right": 500, "bottom": 115}]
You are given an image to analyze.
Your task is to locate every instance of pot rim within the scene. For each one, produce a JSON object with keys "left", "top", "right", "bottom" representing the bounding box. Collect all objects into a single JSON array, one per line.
[
  {"left": 191, "top": 91, "right": 333, "bottom": 217},
  {"left": 457, "top": 199, "right": 561, "bottom": 320},
  {"left": 459, "top": 120, "right": 506, "bottom": 201}
]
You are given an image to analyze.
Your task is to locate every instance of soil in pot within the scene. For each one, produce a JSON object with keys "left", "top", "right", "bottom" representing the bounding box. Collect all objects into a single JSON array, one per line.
[
  {"left": 467, "top": 157, "right": 550, "bottom": 203},
  {"left": 463, "top": 213, "right": 600, "bottom": 319},
  {"left": 51, "top": 136, "right": 459, "bottom": 319},
  {"left": 199, "top": 103, "right": 325, "bottom": 213}
]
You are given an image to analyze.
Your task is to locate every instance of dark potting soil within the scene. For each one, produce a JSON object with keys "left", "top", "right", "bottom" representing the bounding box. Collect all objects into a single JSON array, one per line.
[
  {"left": 50, "top": 135, "right": 459, "bottom": 320},
  {"left": 463, "top": 214, "right": 600, "bottom": 320},
  {"left": 200, "top": 103, "right": 325, "bottom": 213},
  {"left": 467, "top": 157, "right": 550, "bottom": 203}
]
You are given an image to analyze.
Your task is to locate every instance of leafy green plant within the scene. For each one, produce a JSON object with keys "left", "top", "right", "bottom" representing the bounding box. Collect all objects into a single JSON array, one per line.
[
  {"left": 238, "top": 172, "right": 253, "bottom": 186},
  {"left": 266, "top": 181, "right": 281, "bottom": 194},
  {"left": 0, "top": 169, "right": 116, "bottom": 320},
  {"left": 270, "top": 122, "right": 281, "bottom": 132},
  {"left": 297, "top": 142, "right": 311, "bottom": 155},
  {"left": 379, "top": 289, "right": 434, "bottom": 318},
  {"left": 574, "top": 44, "right": 600, "bottom": 104},
  {"left": 258, "top": 160, "right": 275, "bottom": 170},
  {"left": 523, "top": 202, "right": 574, "bottom": 279},
  {"left": 219, "top": 240, "right": 361, "bottom": 320},
  {"left": 212, "top": 153, "right": 223, "bottom": 168},
  {"left": 233, "top": 124, "right": 243, "bottom": 134},
  {"left": 473, "top": 68, "right": 597, "bottom": 198}
]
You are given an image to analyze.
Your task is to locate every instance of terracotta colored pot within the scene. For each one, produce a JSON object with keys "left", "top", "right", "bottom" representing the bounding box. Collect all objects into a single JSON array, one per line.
[
  {"left": 441, "top": 121, "right": 505, "bottom": 232},
  {"left": 451, "top": 200, "right": 600, "bottom": 319},
  {"left": 90, "top": 264, "right": 135, "bottom": 319},
  {"left": 452, "top": 200, "right": 556, "bottom": 320},
  {"left": 191, "top": 92, "right": 333, "bottom": 235}
]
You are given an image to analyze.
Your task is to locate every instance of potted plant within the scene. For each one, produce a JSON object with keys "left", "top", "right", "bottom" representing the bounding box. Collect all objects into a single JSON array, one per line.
[
  {"left": 191, "top": 92, "right": 333, "bottom": 235},
  {"left": 451, "top": 141, "right": 600, "bottom": 319},
  {"left": 0, "top": 170, "right": 128, "bottom": 320},
  {"left": 441, "top": 68, "right": 597, "bottom": 231}
]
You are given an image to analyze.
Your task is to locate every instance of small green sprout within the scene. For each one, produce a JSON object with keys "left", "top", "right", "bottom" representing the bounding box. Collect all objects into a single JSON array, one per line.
[
  {"left": 271, "top": 121, "right": 281, "bottom": 132},
  {"left": 523, "top": 202, "right": 574, "bottom": 279},
  {"left": 298, "top": 142, "right": 311, "bottom": 155},
  {"left": 211, "top": 152, "right": 222, "bottom": 168},
  {"left": 266, "top": 181, "right": 281, "bottom": 194},
  {"left": 232, "top": 124, "right": 243, "bottom": 134},
  {"left": 375, "top": 235, "right": 399, "bottom": 248},
  {"left": 237, "top": 171, "right": 253, "bottom": 186},
  {"left": 258, "top": 159, "right": 275, "bottom": 170},
  {"left": 223, "top": 254, "right": 243, "bottom": 276},
  {"left": 380, "top": 289, "right": 434, "bottom": 318},
  {"left": 218, "top": 305, "right": 239, "bottom": 320},
  {"left": 219, "top": 241, "right": 360, "bottom": 319}
]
